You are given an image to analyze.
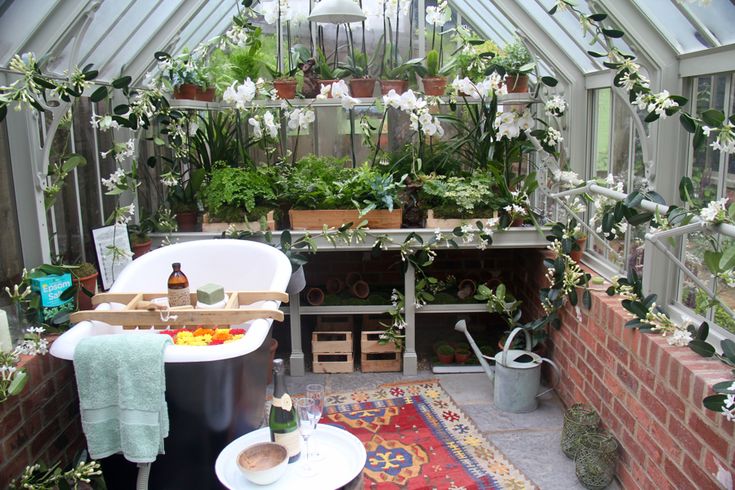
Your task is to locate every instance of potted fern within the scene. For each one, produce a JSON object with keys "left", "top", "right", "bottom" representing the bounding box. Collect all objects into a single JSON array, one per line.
[
  {"left": 340, "top": 52, "right": 376, "bottom": 98},
  {"left": 493, "top": 37, "right": 535, "bottom": 93}
]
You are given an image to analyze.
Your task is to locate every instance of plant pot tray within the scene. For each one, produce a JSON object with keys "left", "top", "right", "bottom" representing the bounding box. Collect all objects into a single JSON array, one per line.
[
  {"left": 69, "top": 291, "right": 289, "bottom": 328},
  {"left": 289, "top": 209, "right": 402, "bottom": 230},
  {"left": 425, "top": 210, "right": 497, "bottom": 229},
  {"left": 201, "top": 211, "right": 275, "bottom": 233}
]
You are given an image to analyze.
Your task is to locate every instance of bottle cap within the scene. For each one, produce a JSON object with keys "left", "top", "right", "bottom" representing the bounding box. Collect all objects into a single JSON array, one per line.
[
  {"left": 273, "top": 358, "right": 284, "bottom": 372},
  {"left": 172, "top": 262, "right": 181, "bottom": 269}
]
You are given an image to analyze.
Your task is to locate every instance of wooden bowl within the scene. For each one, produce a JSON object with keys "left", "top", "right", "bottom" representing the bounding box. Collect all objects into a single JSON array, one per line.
[{"left": 237, "top": 442, "right": 288, "bottom": 485}]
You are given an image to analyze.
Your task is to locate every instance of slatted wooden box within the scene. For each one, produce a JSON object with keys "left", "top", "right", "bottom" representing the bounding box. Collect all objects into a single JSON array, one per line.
[
  {"left": 360, "top": 330, "right": 401, "bottom": 372},
  {"left": 312, "top": 317, "right": 354, "bottom": 373}
]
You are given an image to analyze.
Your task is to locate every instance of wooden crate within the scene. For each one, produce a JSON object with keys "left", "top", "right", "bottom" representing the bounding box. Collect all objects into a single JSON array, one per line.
[
  {"left": 316, "top": 315, "right": 354, "bottom": 331},
  {"left": 313, "top": 353, "right": 354, "bottom": 373},
  {"left": 360, "top": 330, "right": 400, "bottom": 354},
  {"left": 289, "top": 209, "right": 403, "bottom": 230},
  {"left": 361, "top": 314, "right": 390, "bottom": 330},
  {"left": 312, "top": 331, "right": 353, "bottom": 354},
  {"left": 361, "top": 352, "right": 401, "bottom": 372},
  {"left": 201, "top": 211, "right": 275, "bottom": 233},
  {"left": 425, "top": 209, "right": 497, "bottom": 229}
]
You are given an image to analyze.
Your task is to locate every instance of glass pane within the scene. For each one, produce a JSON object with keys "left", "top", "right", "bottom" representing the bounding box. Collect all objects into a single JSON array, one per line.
[
  {"left": 594, "top": 88, "right": 611, "bottom": 178},
  {"left": 611, "top": 94, "right": 631, "bottom": 189},
  {"left": 686, "top": 1, "right": 735, "bottom": 47},
  {"left": 631, "top": 0, "right": 709, "bottom": 53}
]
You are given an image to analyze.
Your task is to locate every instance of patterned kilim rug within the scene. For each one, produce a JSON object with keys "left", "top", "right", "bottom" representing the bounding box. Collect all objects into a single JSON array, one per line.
[{"left": 322, "top": 379, "right": 536, "bottom": 490}]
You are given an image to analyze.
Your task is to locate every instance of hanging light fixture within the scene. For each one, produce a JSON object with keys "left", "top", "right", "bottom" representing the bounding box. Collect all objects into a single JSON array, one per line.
[{"left": 308, "top": 0, "right": 366, "bottom": 24}]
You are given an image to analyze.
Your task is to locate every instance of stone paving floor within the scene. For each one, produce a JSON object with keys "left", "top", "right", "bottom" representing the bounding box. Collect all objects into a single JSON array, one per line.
[{"left": 271, "top": 368, "right": 621, "bottom": 490}]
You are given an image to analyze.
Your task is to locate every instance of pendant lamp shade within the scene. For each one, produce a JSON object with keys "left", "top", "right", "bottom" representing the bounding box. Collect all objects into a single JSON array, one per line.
[{"left": 308, "top": 0, "right": 366, "bottom": 24}]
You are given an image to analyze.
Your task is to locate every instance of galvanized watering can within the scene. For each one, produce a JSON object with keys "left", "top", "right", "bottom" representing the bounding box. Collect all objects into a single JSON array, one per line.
[{"left": 455, "top": 320, "right": 560, "bottom": 413}]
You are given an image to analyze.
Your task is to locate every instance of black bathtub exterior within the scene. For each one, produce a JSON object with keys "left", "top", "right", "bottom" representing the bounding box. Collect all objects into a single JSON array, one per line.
[{"left": 99, "top": 333, "right": 271, "bottom": 490}]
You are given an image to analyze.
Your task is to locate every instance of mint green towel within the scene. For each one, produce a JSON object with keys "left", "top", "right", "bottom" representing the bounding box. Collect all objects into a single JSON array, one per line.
[{"left": 74, "top": 333, "right": 171, "bottom": 463}]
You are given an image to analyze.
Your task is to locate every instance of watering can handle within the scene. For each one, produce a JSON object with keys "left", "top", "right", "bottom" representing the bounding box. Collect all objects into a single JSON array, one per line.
[
  {"left": 500, "top": 327, "right": 532, "bottom": 366},
  {"left": 537, "top": 357, "right": 561, "bottom": 398}
]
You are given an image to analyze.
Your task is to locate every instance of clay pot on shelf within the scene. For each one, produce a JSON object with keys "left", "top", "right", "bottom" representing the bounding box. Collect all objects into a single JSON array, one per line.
[
  {"left": 436, "top": 344, "right": 455, "bottom": 364},
  {"left": 380, "top": 79, "right": 408, "bottom": 95},
  {"left": 505, "top": 74, "right": 529, "bottom": 93},
  {"left": 349, "top": 78, "right": 376, "bottom": 97},
  {"left": 454, "top": 347, "right": 472, "bottom": 364},
  {"left": 326, "top": 277, "right": 345, "bottom": 295},
  {"left": 175, "top": 210, "right": 198, "bottom": 232},
  {"left": 173, "top": 83, "right": 198, "bottom": 100},
  {"left": 131, "top": 239, "right": 153, "bottom": 259},
  {"left": 306, "top": 287, "right": 325, "bottom": 306},
  {"left": 195, "top": 86, "right": 216, "bottom": 102},
  {"left": 457, "top": 279, "right": 477, "bottom": 300},
  {"left": 273, "top": 79, "right": 297, "bottom": 100},
  {"left": 74, "top": 272, "right": 99, "bottom": 311},
  {"left": 569, "top": 237, "right": 587, "bottom": 263},
  {"left": 345, "top": 272, "right": 362, "bottom": 288},
  {"left": 351, "top": 280, "right": 370, "bottom": 299},
  {"left": 317, "top": 79, "right": 339, "bottom": 97},
  {"left": 422, "top": 77, "right": 447, "bottom": 96}
]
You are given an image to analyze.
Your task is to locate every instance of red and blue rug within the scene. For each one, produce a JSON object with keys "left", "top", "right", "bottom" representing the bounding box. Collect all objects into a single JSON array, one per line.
[{"left": 323, "top": 380, "right": 536, "bottom": 489}]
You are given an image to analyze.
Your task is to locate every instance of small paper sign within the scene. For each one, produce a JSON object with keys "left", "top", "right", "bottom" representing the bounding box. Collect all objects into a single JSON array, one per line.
[{"left": 92, "top": 225, "right": 133, "bottom": 290}]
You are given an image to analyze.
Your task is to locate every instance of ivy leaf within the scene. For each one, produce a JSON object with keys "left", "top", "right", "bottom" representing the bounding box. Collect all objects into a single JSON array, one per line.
[
  {"left": 701, "top": 109, "right": 725, "bottom": 127},
  {"left": 679, "top": 113, "right": 697, "bottom": 133},
  {"left": 704, "top": 250, "right": 722, "bottom": 274},
  {"left": 8, "top": 370, "right": 28, "bottom": 396},
  {"left": 720, "top": 246, "right": 735, "bottom": 271},
  {"left": 644, "top": 111, "right": 660, "bottom": 123},
  {"left": 146, "top": 156, "right": 157, "bottom": 168},
  {"left": 693, "top": 126, "right": 706, "bottom": 150},
  {"left": 90, "top": 86, "right": 108, "bottom": 102},
  {"left": 689, "top": 339, "right": 716, "bottom": 357},
  {"left": 588, "top": 13, "right": 608, "bottom": 21},
  {"left": 721, "top": 339, "right": 735, "bottom": 363},
  {"left": 113, "top": 104, "right": 130, "bottom": 115},
  {"left": 112, "top": 76, "right": 132, "bottom": 89},
  {"left": 712, "top": 381, "right": 735, "bottom": 394},
  {"left": 541, "top": 76, "right": 558, "bottom": 87},
  {"left": 678, "top": 177, "right": 694, "bottom": 203},
  {"left": 696, "top": 322, "right": 709, "bottom": 341},
  {"left": 587, "top": 51, "right": 606, "bottom": 58},
  {"left": 703, "top": 394, "right": 727, "bottom": 411},
  {"left": 548, "top": 5, "right": 558, "bottom": 14},
  {"left": 583, "top": 290, "right": 592, "bottom": 309}
]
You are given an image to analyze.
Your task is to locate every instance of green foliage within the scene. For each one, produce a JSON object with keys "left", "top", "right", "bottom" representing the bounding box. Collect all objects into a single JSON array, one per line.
[
  {"left": 492, "top": 37, "right": 535, "bottom": 75},
  {"left": 228, "top": 27, "right": 270, "bottom": 83},
  {"left": 338, "top": 51, "right": 373, "bottom": 79},
  {"left": 381, "top": 43, "right": 426, "bottom": 80},
  {"left": 201, "top": 164, "right": 276, "bottom": 222},
  {"left": 426, "top": 50, "right": 440, "bottom": 78},
  {"left": 418, "top": 173, "right": 497, "bottom": 218},
  {"left": 443, "top": 34, "right": 499, "bottom": 81}
]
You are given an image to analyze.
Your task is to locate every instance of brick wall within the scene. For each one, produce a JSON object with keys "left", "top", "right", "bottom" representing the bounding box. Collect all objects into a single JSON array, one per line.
[
  {"left": 0, "top": 340, "right": 84, "bottom": 488},
  {"left": 524, "top": 250, "right": 735, "bottom": 489}
]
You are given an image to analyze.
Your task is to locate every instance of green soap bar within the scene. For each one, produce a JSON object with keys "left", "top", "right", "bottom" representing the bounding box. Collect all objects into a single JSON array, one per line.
[{"left": 197, "top": 283, "right": 225, "bottom": 305}]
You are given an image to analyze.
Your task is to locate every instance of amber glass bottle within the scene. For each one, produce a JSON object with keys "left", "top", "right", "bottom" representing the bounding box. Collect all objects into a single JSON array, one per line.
[{"left": 167, "top": 262, "right": 190, "bottom": 307}]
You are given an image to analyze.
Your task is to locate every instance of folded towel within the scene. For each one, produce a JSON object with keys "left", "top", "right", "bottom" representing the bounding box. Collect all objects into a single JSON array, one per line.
[{"left": 74, "top": 333, "right": 171, "bottom": 463}]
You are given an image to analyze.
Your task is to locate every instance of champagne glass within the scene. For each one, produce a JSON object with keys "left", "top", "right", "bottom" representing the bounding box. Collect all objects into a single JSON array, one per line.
[
  {"left": 306, "top": 383, "right": 326, "bottom": 460},
  {"left": 296, "top": 397, "right": 319, "bottom": 476}
]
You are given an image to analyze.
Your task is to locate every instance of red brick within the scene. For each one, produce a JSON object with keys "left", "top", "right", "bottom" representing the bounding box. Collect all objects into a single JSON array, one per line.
[
  {"left": 0, "top": 449, "right": 30, "bottom": 489},
  {"left": 656, "top": 382, "right": 686, "bottom": 420},
  {"left": 688, "top": 412, "right": 730, "bottom": 460},
  {"left": 620, "top": 428, "right": 646, "bottom": 463},
  {"left": 614, "top": 398, "right": 636, "bottom": 430},
  {"left": 664, "top": 457, "right": 696, "bottom": 489},
  {"left": 668, "top": 359, "right": 682, "bottom": 391},
  {"left": 637, "top": 428, "right": 664, "bottom": 465},
  {"left": 630, "top": 360, "right": 656, "bottom": 390},
  {"left": 650, "top": 419, "right": 682, "bottom": 462},
  {"left": 639, "top": 386, "right": 668, "bottom": 422},
  {"left": 616, "top": 462, "right": 639, "bottom": 490},
  {"left": 616, "top": 363, "right": 639, "bottom": 394},
  {"left": 630, "top": 459, "right": 656, "bottom": 490},
  {"left": 668, "top": 418, "right": 704, "bottom": 461},
  {"left": 703, "top": 450, "right": 731, "bottom": 485},
  {"left": 584, "top": 346, "right": 604, "bottom": 374},
  {"left": 624, "top": 394, "right": 652, "bottom": 431},
  {"left": 595, "top": 338, "right": 613, "bottom": 365},
  {"left": 683, "top": 453, "right": 721, "bottom": 490},
  {"left": 644, "top": 457, "right": 674, "bottom": 490},
  {"left": 604, "top": 370, "right": 626, "bottom": 397},
  {"left": 606, "top": 336, "right": 629, "bottom": 366},
  {"left": 680, "top": 368, "right": 693, "bottom": 401}
]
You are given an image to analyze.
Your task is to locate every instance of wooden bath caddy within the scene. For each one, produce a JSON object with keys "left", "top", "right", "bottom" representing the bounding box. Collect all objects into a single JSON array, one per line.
[{"left": 69, "top": 291, "right": 289, "bottom": 329}]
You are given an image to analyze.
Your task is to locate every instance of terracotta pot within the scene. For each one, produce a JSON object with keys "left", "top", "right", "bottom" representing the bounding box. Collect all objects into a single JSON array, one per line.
[
  {"left": 457, "top": 279, "right": 477, "bottom": 300},
  {"left": 175, "top": 210, "right": 198, "bottom": 232},
  {"left": 267, "top": 338, "right": 279, "bottom": 384},
  {"left": 74, "top": 273, "right": 98, "bottom": 311},
  {"left": 454, "top": 348, "right": 472, "bottom": 364},
  {"left": 436, "top": 346, "right": 455, "bottom": 364},
  {"left": 131, "top": 239, "right": 152, "bottom": 259},
  {"left": 317, "top": 79, "right": 339, "bottom": 97},
  {"left": 349, "top": 78, "right": 376, "bottom": 97},
  {"left": 506, "top": 74, "right": 529, "bottom": 93},
  {"left": 173, "top": 83, "right": 198, "bottom": 100},
  {"left": 326, "top": 277, "right": 345, "bottom": 295},
  {"left": 306, "top": 287, "right": 325, "bottom": 306},
  {"left": 570, "top": 237, "right": 587, "bottom": 263},
  {"left": 273, "top": 79, "right": 297, "bottom": 99},
  {"left": 380, "top": 79, "right": 408, "bottom": 95},
  {"left": 195, "top": 86, "right": 215, "bottom": 101},
  {"left": 351, "top": 280, "right": 370, "bottom": 299},
  {"left": 345, "top": 272, "right": 362, "bottom": 288},
  {"left": 422, "top": 77, "right": 447, "bottom": 96}
]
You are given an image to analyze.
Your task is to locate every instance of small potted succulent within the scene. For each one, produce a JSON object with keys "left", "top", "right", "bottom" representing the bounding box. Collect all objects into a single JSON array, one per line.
[
  {"left": 128, "top": 215, "right": 156, "bottom": 259},
  {"left": 379, "top": 46, "right": 426, "bottom": 95},
  {"left": 492, "top": 37, "right": 535, "bottom": 93},
  {"left": 421, "top": 50, "right": 449, "bottom": 96},
  {"left": 71, "top": 262, "right": 99, "bottom": 311},
  {"left": 340, "top": 52, "right": 376, "bottom": 98},
  {"left": 436, "top": 344, "right": 455, "bottom": 364}
]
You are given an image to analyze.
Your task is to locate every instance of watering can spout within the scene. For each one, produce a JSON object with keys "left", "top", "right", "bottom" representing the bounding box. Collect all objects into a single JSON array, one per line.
[{"left": 453, "top": 320, "right": 494, "bottom": 380}]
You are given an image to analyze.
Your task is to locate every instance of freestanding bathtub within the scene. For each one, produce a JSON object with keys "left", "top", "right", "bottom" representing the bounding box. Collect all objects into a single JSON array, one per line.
[{"left": 50, "top": 239, "right": 292, "bottom": 490}]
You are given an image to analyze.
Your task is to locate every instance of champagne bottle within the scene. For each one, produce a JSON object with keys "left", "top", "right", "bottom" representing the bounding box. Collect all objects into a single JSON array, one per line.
[
  {"left": 167, "top": 263, "right": 190, "bottom": 307},
  {"left": 269, "top": 358, "right": 301, "bottom": 463}
]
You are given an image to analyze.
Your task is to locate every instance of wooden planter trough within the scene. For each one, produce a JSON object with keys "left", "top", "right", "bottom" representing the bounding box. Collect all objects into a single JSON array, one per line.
[
  {"left": 201, "top": 211, "right": 275, "bottom": 233},
  {"left": 425, "top": 210, "right": 497, "bottom": 229},
  {"left": 360, "top": 330, "right": 401, "bottom": 372},
  {"left": 289, "top": 209, "right": 402, "bottom": 230}
]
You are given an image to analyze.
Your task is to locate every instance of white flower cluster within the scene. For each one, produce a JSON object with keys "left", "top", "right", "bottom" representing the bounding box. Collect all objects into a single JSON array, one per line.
[
  {"left": 666, "top": 325, "right": 693, "bottom": 347},
  {"left": 90, "top": 114, "right": 119, "bottom": 131},
  {"left": 616, "top": 59, "right": 650, "bottom": 92},
  {"left": 552, "top": 169, "right": 583, "bottom": 187},
  {"left": 224, "top": 24, "right": 249, "bottom": 47},
  {"left": 316, "top": 80, "right": 361, "bottom": 110},
  {"left": 425, "top": 1, "right": 451, "bottom": 26},
  {"left": 14, "top": 326, "right": 49, "bottom": 356},
  {"left": 451, "top": 74, "right": 505, "bottom": 98},
  {"left": 114, "top": 203, "right": 136, "bottom": 225},
  {"left": 160, "top": 171, "right": 179, "bottom": 188},
  {"left": 101, "top": 139, "right": 135, "bottom": 163},
  {"left": 544, "top": 95, "right": 567, "bottom": 117},
  {"left": 259, "top": 0, "right": 308, "bottom": 24},
  {"left": 721, "top": 269, "right": 735, "bottom": 288},
  {"left": 543, "top": 127, "right": 563, "bottom": 147},
  {"left": 634, "top": 90, "right": 679, "bottom": 118},
  {"left": 494, "top": 109, "right": 534, "bottom": 139},
  {"left": 248, "top": 111, "right": 279, "bottom": 139},
  {"left": 703, "top": 123, "right": 735, "bottom": 154},
  {"left": 383, "top": 89, "right": 444, "bottom": 137},
  {"left": 223, "top": 78, "right": 266, "bottom": 110},
  {"left": 101, "top": 168, "right": 127, "bottom": 192},
  {"left": 700, "top": 197, "right": 729, "bottom": 223},
  {"left": 721, "top": 384, "right": 735, "bottom": 422},
  {"left": 286, "top": 107, "right": 315, "bottom": 131}
]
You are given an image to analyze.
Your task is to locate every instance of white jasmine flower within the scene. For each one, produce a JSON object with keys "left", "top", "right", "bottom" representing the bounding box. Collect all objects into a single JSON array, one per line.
[
  {"left": 700, "top": 197, "right": 729, "bottom": 223},
  {"left": 160, "top": 172, "right": 179, "bottom": 188},
  {"left": 544, "top": 95, "right": 567, "bottom": 117},
  {"left": 425, "top": 1, "right": 451, "bottom": 26}
]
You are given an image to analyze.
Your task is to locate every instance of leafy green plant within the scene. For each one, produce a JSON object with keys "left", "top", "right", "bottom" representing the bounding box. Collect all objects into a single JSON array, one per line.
[
  {"left": 425, "top": 50, "right": 440, "bottom": 78},
  {"left": 200, "top": 163, "right": 276, "bottom": 222},
  {"left": 381, "top": 43, "right": 426, "bottom": 80},
  {"left": 338, "top": 164, "right": 405, "bottom": 214},
  {"left": 474, "top": 282, "right": 546, "bottom": 346},
  {"left": 127, "top": 214, "right": 156, "bottom": 245},
  {"left": 418, "top": 173, "right": 496, "bottom": 218},
  {"left": 338, "top": 51, "right": 373, "bottom": 79},
  {"left": 9, "top": 452, "right": 102, "bottom": 490},
  {"left": 314, "top": 48, "right": 342, "bottom": 80},
  {"left": 492, "top": 37, "right": 534, "bottom": 76}
]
